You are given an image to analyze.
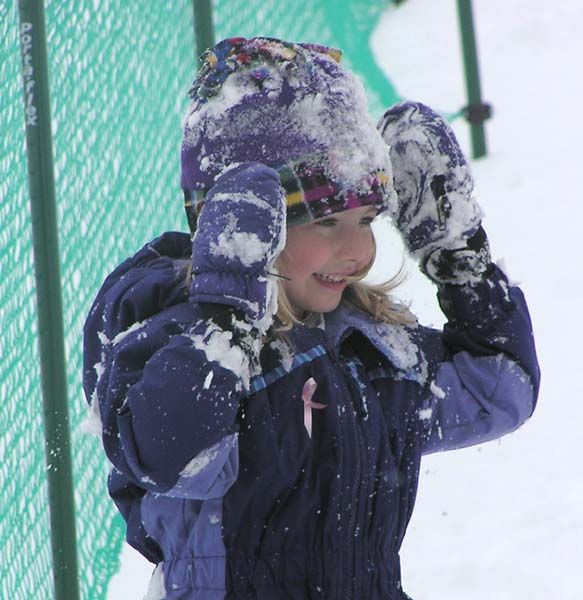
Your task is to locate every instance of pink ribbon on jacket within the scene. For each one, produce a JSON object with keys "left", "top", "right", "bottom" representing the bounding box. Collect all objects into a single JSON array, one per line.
[{"left": 301, "top": 377, "right": 327, "bottom": 438}]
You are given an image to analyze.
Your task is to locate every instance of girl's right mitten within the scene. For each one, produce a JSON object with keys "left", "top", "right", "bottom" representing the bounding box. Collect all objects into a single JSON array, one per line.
[{"left": 190, "top": 162, "right": 286, "bottom": 323}]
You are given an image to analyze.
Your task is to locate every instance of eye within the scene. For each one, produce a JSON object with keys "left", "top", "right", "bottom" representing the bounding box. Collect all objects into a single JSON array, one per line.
[
  {"left": 314, "top": 218, "right": 338, "bottom": 228},
  {"left": 360, "top": 216, "right": 376, "bottom": 226}
]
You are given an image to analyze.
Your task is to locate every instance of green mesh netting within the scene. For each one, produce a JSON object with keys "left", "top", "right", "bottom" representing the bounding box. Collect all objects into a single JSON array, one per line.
[
  {"left": 0, "top": 1, "right": 399, "bottom": 598},
  {"left": 2, "top": 1, "right": 193, "bottom": 598}
]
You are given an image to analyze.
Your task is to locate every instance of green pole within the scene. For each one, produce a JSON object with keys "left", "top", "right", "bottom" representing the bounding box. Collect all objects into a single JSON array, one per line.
[
  {"left": 193, "top": 0, "right": 215, "bottom": 64},
  {"left": 456, "top": 0, "right": 490, "bottom": 159},
  {"left": 17, "top": 2, "right": 80, "bottom": 599}
]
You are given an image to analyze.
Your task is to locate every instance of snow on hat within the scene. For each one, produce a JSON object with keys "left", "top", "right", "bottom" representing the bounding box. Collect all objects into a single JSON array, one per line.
[{"left": 181, "top": 36, "right": 395, "bottom": 232}]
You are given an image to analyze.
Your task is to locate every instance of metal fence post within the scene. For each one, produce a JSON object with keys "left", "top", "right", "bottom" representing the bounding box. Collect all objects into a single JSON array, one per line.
[
  {"left": 193, "top": 0, "right": 215, "bottom": 63},
  {"left": 456, "top": 0, "right": 491, "bottom": 159},
  {"left": 17, "top": 2, "right": 80, "bottom": 598}
]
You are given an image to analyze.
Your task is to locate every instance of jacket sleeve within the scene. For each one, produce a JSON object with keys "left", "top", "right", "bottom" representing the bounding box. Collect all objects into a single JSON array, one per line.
[
  {"left": 419, "top": 264, "right": 541, "bottom": 454},
  {"left": 83, "top": 233, "right": 255, "bottom": 499}
]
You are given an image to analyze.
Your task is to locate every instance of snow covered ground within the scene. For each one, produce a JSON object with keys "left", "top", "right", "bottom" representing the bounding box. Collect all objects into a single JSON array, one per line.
[
  {"left": 109, "top": 1, "right": 583, "bottom": 597},
  {"left": 372, "top": 1, "right": 583, "bottom": 598}
]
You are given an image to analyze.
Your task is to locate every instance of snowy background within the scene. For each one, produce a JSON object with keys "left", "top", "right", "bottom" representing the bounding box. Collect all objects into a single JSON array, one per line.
[{"left": 109, "top": 1, "right": 583, "bottom": 598}]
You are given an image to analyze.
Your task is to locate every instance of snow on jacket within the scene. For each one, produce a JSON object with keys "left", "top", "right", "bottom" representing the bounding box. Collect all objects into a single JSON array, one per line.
[{"left": 83, "top": 231, "right": 540, "bottom": 600}]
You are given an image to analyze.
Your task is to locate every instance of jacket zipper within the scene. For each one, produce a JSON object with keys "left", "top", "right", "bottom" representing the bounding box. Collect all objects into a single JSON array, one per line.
[
  {"left": 343, "top": 397, "right": 360, "bottom": 598},
  {"left": 341, "top": 359, "right": 369, "bottom": 599},
  {"left": 326, "top": 342, "right": 368, "bottom": 599}
]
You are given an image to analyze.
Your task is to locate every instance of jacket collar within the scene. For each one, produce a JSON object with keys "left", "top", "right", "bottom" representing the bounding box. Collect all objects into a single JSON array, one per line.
[{"left": 323, "top": 305, "right": 428, "bottom": 383}]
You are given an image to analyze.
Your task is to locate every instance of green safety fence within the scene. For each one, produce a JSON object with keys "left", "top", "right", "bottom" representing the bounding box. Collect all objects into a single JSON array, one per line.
[
  {"left": 2, "top": 1, "right": 196, "bottom": 598},
  {"left": 1, "top": 1, "right": 403, "bottom": 598}
]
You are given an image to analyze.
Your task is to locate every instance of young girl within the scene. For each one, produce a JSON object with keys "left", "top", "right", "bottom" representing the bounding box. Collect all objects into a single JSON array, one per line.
[{"left": 83, "top": 37, "right": 540, "bottom": 600}]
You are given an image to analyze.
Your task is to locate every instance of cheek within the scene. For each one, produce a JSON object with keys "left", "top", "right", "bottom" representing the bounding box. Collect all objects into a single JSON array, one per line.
[
  {"left": 364, "top": 233, "right": 376, "bottom": 264},
  {"left": 279, "top": 232, "right": 328, "bottom": 278}
]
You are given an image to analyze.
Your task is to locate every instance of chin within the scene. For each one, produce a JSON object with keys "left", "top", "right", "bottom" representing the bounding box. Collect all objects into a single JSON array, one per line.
[
  {"left": 305, "top": 297, "right": 343, "bottom": 315},
  {"left": 286, "top": 287, "right": 345, "bottom": 317}
]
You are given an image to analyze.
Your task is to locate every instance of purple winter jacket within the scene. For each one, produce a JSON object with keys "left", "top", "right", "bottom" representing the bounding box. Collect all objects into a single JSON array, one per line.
[{"left": 83, "top": 231, "right": 539, "bottom": 599}]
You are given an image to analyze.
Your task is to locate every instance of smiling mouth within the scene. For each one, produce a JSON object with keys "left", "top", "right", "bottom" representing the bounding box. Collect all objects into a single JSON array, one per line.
[{"left": 314, "top": 272, "right": 349, "bottom": 283}]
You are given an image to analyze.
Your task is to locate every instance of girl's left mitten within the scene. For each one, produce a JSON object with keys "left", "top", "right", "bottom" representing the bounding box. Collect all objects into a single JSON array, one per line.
[
  {"left": 378, "top": 100, "right": 490, "bottom": 285},
  {"left": 190, "top": 162, "right": 286, "bottom": 322}
]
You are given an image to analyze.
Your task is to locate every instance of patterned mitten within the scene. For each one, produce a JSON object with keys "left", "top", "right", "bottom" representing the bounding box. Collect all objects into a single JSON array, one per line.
[
  {"left": 378, "top": 101, "right": 491, "bottom": 285},
  {"left": 191, "top": 162, "right": 286, "bottom": 321}
]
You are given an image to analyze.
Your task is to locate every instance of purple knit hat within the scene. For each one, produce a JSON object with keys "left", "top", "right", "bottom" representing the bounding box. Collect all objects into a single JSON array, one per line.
[{"left": 181, "top": 37, "right": 395, "bottom": 232}]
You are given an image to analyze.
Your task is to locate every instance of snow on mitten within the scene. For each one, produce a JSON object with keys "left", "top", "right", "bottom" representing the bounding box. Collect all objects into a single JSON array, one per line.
[
  {"left": 191, "top": 162, "right": 286, "bottom": 322},
  {"left": 378, "top": 101, "right": 490, "bottom": 285}
]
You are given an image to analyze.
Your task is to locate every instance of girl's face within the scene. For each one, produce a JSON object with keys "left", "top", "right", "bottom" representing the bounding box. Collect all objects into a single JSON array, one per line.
[{"left": 278, "top": 205, "right": 377, "bottom": 318}]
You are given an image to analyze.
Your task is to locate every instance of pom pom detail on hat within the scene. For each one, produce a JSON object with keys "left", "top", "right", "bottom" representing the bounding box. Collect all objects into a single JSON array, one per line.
[{"left": 181, "top": 37, "right": 396, "bottom": 232}]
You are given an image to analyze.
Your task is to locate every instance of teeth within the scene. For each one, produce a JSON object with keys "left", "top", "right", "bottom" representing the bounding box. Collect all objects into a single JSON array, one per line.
[{"left": 315, "top": 273, "right": 345, "bottom": 283}]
